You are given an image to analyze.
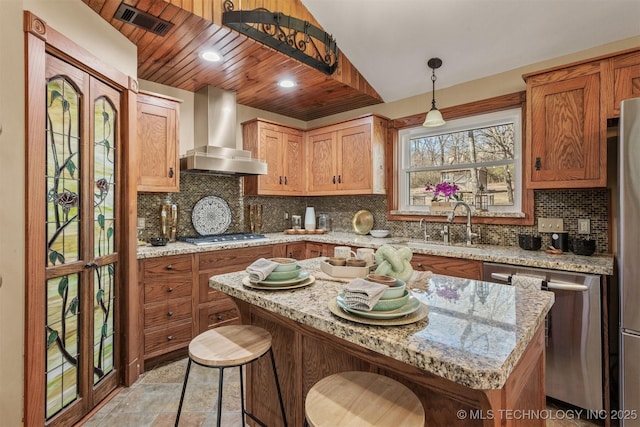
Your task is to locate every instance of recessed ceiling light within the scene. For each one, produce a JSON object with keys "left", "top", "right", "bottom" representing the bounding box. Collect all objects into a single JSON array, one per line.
[
  {"left": 200, "top": 51, "right": 223, "bottom": 62},
  {"left": 278, "top": 80, "right": 296, "bottom": 88}
]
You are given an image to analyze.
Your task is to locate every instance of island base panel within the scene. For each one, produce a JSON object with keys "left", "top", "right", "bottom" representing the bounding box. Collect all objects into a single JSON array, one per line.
[{"left": 236, "top": 299, "right": 546, "bottom": 427}]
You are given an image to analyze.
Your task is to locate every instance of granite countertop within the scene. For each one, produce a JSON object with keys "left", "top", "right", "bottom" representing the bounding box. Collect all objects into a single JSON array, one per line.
[
  {"left": 209, "top": 258, "right": 555, "bottom": 390},
  {"left": 138, "top": 231, "right": 614, "bottom": 275}
]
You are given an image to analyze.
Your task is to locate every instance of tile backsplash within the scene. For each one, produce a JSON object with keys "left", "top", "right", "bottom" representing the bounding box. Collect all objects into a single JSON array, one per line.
[{"left": 138, "top": 174, "right": 610, "bottom": 253}]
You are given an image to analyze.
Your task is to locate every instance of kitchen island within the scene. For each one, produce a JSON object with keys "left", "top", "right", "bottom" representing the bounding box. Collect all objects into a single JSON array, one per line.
[{"left": 209, "top": 258, "right": 554, "bottom": 426}]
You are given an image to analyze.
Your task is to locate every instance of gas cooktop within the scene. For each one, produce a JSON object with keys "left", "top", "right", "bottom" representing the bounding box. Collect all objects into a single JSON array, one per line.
[{"left": 178, "top": 233, "right": 269, "bottom": 246}]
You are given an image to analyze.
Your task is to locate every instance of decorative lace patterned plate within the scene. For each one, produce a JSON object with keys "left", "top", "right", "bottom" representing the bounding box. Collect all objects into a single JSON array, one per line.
[{"left": 191, "top": 196, "right": 232, "bottom": 236}]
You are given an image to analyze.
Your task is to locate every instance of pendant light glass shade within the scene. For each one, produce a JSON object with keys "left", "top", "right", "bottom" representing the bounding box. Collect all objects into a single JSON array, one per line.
[
  {"left": 423, "top": 58, "right": 445, "bottom": 128},
  {"left": 423, "top": 108, "right": 445, "bottom": 127}
]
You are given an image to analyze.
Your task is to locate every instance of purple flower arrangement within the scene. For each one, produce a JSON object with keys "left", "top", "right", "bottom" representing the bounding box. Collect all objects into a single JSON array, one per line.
[{"left": 425, "top": 181, "right": 461, "bottom": 202}]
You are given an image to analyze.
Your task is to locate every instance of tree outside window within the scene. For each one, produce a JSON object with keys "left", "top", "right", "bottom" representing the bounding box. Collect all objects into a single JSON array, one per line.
[{"left": 398, "top": 108, "right": 522, "bottom": 213}]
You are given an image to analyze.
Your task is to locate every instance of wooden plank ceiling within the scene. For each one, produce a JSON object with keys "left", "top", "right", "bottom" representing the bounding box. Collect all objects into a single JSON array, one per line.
[{"left": 81, "top": 0, "right": 384, "bottom": 121}]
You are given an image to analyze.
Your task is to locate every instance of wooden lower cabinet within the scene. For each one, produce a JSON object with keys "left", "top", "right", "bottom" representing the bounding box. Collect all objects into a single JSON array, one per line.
[
  {"left": 196, "top": 245, "right": 276, "bottom": 334},
  {"left": 411, "top": 253, "right": 483, "bottom": 280},
  {"left": 305, "top": 242, "right": 337, "bottom": 258},
  {"left": 272, "top": 241, "right": 306, "bottom": 259},
  {"left": 139, "top": 254, "right": 197, "bottom": 367},
  {"left": 239, "top": 300, "right": 546, "bottom": 427}
]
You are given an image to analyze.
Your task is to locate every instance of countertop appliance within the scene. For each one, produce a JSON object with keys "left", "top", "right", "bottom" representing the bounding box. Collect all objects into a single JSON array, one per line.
[
  {"left": 619, "top": 97, "right": 640, "bottom": 426},
  {"left": 483, "top": 262, "right": 603, "bottom": 412},
  {"left": 178, "top": 233, "right": 269, "bottom": 246}
]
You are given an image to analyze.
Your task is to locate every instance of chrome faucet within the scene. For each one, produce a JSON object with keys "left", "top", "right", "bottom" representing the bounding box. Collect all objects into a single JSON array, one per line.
[
  {"left": 440, "top": 224, "right": 450, "bottom": 245},
  {"left": 419, "top": 218, "right": 430, "bottom": 241},
  {"left": 447, "top": 201, "right": 478, "bottom": 246}
]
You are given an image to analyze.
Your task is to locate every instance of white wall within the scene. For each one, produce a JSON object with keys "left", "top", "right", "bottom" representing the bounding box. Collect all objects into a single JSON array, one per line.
[
  {"left": 307, "top": 35, "right": 640, "bottom": 128},
  {"left": 0, "top": 3, "right": 27, "bottom": 425},
  {"left": 0, "top": 1, "right": 136, "bottom": 425}
]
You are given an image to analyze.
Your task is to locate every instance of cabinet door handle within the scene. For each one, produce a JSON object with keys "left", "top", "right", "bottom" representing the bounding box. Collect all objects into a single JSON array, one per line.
[
  {"left": 338, "top": 175, "right": 342, "bottom": 184},
  {"left": 167, "top": 335, "right": 173, "bottom": 341},
  {"left": 279, "top": 176, "right": 283, "bottom": 184},
  {"left": 217, "top": 315, "right": 223, "bottom": 320},
  {"left": 332, "top": 176, "right": 336, "bottom": 184},
  {"left": 166, "top": 264, "right": 173, "bottom": 270},
  {"left": 167, "top": 311, "right": 173, "bottom": 317},
  {"left": 535, "top": 157, "right": 541, "bottom": 171},
  {"left": 417, "top": 263, "right": 424, "bottom": 270},
  {"left": 284, "top": 176, "right": 288, "bottom": 185},
  {"left": 167, "top": 287, "right": 173, "bottom": 293},
  {"left": 168, "top": 167, "right": 174, "bottom": 178}
]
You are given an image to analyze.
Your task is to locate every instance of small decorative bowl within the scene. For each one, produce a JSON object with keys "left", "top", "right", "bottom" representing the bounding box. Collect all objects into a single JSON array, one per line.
[
  {"left": 327, "top": 257, "right": 347, "bottom": 266},
  {"left": 269, "top": 257, "right": 298, "bottom": 272},
  {"left": 380, "top": 280, "right": 407, "bottom": 300},
  {"left": 366, "top": 274, "right": 396, "bottom": 286},
  {"left": 346, "top": 258, "right": 367, "bottom": 267},
  {"left": 149, "top": 237, "right": 169, "bottom": 246},
  {"left": 370, "top": 229, "right": 390, "bottom": 238},
  {"left": 372, "top": 291, "right": 410, "bottom": 311}
]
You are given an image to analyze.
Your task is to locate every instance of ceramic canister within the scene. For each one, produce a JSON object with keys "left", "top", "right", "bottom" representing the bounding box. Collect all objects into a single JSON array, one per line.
[{"left": 304, "top": 206, "right": 316, "bottom": 230}]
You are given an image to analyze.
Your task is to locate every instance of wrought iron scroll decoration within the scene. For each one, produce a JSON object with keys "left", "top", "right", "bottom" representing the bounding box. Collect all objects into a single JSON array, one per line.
[{"left": 222, "top": 0, "right": 339, "bottom": 75}]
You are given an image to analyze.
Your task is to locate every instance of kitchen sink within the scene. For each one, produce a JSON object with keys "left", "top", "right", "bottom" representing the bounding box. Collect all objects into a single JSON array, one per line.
[{"left": 390, "top": 239, "right": 478, "bottom": 250}]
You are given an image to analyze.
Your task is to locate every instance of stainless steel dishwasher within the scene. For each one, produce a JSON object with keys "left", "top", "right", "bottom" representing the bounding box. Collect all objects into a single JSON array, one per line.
[{"left": 483, "top": 262, "right": 603, "bottom": 411}]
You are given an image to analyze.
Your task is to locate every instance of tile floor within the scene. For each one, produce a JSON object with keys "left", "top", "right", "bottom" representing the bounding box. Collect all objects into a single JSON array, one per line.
[{"left": 82, "top": 357, "right": 605, "bottom": 427}]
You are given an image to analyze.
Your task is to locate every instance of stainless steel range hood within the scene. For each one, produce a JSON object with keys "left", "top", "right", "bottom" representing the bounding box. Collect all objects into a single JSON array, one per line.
[{"left": 180, "top": 86, "right": 267, "bottom": 175}]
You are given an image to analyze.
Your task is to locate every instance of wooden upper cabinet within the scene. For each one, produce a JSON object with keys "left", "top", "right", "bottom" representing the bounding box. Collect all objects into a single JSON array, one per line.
[
  {"left": 307, "top": 115, "right": 388, "bottom": 195},
  {"left": 136, "top": 91, "right": 180, "bottom": 192},
  {"left": 243, "top": 119, "right": 304, "bottom": 195},
  {"left": 612, "top": 50, "right": 640, "bottom": 117},
  {"left": 524, "top": 61, "right": 606, "bottom": 189}
]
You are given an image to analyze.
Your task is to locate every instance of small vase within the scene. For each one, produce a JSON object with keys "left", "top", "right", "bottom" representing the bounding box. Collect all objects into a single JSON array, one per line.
[
  {"left": 429, "top": 201, "right": 454, "bottom": 213},
  {"left": 304, "top": 206, "right": 316, "bottom": 230}
]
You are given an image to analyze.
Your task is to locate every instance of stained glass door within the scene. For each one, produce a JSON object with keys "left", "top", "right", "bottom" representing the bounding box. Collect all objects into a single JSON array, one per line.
[{"left": 42, "top": 54, "right": 120, "bottom": 426}]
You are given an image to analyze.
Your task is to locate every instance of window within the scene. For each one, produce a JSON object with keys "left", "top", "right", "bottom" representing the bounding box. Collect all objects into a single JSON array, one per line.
[{"left": 397, "top": 108, "right": 522, "bottom": 214}]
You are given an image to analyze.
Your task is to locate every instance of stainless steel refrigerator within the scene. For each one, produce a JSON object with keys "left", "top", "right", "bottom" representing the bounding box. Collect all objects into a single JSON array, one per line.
[{"left": 620, "top": 96, "right": 640, "bottom": 426}]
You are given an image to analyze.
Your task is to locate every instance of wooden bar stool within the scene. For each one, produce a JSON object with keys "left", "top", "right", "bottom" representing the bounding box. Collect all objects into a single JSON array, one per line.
[
  {"left": 305, "top": 371, "right": 425, "bottom": 427},
  {"left": 175, "top": 325, "right": 287, "bottom": 427}
]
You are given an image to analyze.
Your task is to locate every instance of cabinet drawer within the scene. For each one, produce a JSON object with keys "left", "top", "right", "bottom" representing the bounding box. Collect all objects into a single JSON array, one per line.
[
  {"left": 411, "top": 254, "right": 482, "bottom": 280},
  {"left": 143, "top": 255, "right": 193, "bottom": 278},
  {"left": 199, "top": 298, "right": 240, "bottom": 332},
  {"left": 198, "top": 246, "right": 275, "bottom": 272},
  {"left": 144, "top": 320, "right": 192, "bottom": 355},
  {"left": 144, "top": 279, "right": 192, "bottom": 304},
  {"left": 144, "top": 297, "right": 192, "bottom": 329}
]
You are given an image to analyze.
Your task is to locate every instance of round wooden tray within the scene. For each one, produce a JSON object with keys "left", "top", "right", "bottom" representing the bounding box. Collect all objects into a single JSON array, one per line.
[{"left": 284, "top": 229, "right": 328, "bottom": 235}]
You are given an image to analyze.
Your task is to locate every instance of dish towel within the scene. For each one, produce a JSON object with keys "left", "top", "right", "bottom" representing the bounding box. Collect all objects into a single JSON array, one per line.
[
  {"left": 343, "top": 278, "right": 389, "bottom": 311},
  {"left": 246, "top": 258, "right": 279, "bottom": 283},
  {"left": 511, "top": 274, "right": 545, "bottom": 290}
]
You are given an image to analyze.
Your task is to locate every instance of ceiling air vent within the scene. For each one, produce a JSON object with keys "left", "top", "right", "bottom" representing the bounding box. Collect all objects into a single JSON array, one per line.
[{"left": 114, "top": 4, "right": 174, "bottom": 36}]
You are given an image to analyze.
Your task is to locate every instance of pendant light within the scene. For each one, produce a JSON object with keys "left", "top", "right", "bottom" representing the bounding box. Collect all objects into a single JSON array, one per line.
[{"left": 423, "top": 57, "right": 446, "bottom": 127}]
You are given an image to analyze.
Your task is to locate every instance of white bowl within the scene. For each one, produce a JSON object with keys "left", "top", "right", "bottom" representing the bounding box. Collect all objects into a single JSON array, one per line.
[{"left": 370, "top": 229, "right": 390, "bottom": 238}]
